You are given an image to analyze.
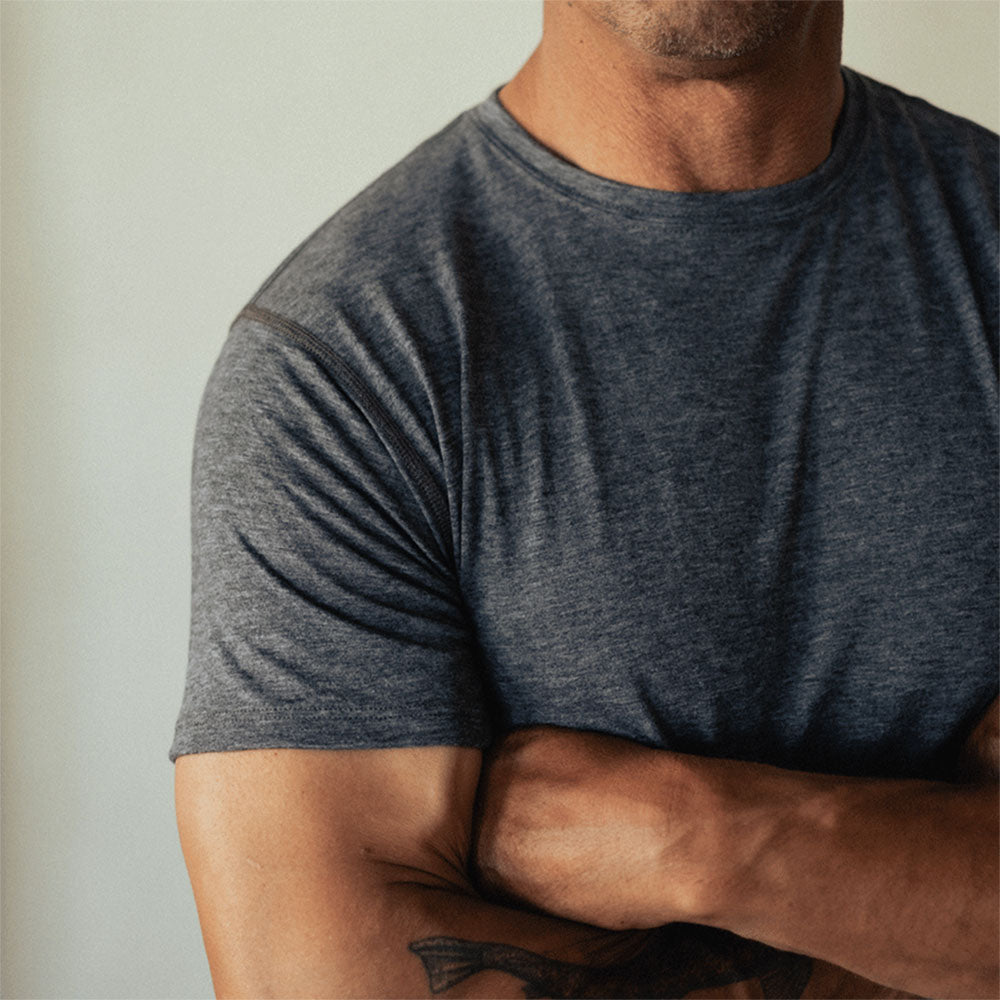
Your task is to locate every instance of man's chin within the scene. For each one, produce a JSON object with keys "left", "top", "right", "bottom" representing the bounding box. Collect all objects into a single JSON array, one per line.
[{"left": 580, "top": 0, "right": 799, "bottom": 62}]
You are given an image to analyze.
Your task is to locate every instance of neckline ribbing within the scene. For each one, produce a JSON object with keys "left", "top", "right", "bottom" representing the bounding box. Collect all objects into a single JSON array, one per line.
[{"left": 470, "top": 66, "right": 869, "bottom": 225}]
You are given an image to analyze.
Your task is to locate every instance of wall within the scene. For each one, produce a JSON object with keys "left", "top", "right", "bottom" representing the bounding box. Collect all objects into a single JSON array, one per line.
[{"left": 1, "top": 3, "right": 995, "bottom": 997}]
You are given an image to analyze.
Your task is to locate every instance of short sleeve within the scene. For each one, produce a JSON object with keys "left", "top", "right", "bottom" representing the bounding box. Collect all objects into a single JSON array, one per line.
[{"left": 169, "top": 314, "right": 491, "bottom": 760}]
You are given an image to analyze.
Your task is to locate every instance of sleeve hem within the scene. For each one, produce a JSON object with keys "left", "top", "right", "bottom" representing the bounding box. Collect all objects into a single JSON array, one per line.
[{"left": 169, "top": 709, "right": 492, "bottom": 762}]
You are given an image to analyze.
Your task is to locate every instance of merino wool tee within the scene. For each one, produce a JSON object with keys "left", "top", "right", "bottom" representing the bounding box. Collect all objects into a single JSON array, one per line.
[{"left": 171, "top": 68, "right": 998, "bottom": 780}]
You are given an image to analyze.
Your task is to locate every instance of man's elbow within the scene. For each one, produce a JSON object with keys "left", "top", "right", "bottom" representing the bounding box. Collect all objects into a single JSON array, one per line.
[
  {"left": 472, "top": 809, "right": 535, "bottom": 905},
  {"left": 471, "top": 778, "right": 591, "bottom": 924},
  {"left": 471, "top": 779, "right": 573, "bottom": 917}
]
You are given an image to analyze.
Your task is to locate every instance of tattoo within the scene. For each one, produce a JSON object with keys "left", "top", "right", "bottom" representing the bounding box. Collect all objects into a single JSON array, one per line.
[{"left": 410, "top": 923, "right": 813, "bottom": 998}]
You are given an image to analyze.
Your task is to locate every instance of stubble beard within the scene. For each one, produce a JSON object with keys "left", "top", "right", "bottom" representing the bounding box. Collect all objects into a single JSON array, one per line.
[{"left": 584, "top": 1, "right": 799, "bottom": 61}]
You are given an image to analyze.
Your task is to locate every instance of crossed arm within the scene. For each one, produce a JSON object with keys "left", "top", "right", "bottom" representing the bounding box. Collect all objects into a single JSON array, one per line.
[
  {"left": 176, "top": 698, "right": 998, "bottom": 998},
  {"left": 474, "top": 706, "right": 999, "bottom": 999}
]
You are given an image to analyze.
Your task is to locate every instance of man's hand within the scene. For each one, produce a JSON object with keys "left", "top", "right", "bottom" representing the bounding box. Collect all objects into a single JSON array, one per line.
[{"left": 473, "top": 705, "right": 1000, "bottom": 998}]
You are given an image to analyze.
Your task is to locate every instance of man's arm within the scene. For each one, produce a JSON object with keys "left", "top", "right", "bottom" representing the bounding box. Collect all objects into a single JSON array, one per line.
[
  {"left": 475, "top": 704, "right": 999, "bottom": 1000},
  {"left": 175, "top": 745, "right": 588, "bottom": 998},
  {"left": 176, "top": 745, "right": 828, "bottom": 999}
]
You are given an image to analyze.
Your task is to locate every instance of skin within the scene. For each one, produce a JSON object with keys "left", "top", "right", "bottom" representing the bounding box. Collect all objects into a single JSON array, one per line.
[
  {"left": 175, "top": 4, "right": 997, "bottom": 997},
  {"left": 498, "top": 0, "right": 845, "bottom": 192}
]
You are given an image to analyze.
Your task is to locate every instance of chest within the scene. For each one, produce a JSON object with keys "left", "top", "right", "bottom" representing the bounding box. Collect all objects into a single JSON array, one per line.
[{"left": 454, "top": 254, "right": 997, "bottom": 776}]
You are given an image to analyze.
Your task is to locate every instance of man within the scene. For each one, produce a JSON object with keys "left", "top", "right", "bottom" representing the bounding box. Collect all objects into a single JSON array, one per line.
[{"left": 171, "top": 2, "right": 998, "bottom": 997}]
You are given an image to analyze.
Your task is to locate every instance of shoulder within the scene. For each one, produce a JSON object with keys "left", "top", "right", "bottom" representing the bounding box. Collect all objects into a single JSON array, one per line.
[
  {"left": 220, "top": 98, "right": 505, "bottom": 448},
  {"left": 242, "top": 105, "right": 490, "bottom": 357},
  {"left": 848, "top": 67, "right": 998, "bottom": 205}
]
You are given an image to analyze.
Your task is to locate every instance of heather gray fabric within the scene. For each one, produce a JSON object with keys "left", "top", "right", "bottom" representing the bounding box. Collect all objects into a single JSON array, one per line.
[{"left": 171, "top": 68, "right": 998, "bottom": 780}]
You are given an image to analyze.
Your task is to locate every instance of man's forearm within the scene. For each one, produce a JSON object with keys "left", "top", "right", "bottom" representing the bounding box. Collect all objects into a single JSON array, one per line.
[
  {"left": 681, "top": 756, "right": 998, "bottom": 999},
  {"left": 475, "top": 728, "right": 999, "bottom": 999}
]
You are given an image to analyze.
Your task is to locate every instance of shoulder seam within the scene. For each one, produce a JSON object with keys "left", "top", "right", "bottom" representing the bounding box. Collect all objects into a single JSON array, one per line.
[{"left": 235, "top": 303, "right": 454, "bottom": 565}]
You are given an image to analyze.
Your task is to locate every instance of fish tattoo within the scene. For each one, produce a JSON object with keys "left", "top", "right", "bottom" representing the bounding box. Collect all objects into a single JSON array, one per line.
[{"left": 410, "top": 922, "right": 813, "bottom": 998}]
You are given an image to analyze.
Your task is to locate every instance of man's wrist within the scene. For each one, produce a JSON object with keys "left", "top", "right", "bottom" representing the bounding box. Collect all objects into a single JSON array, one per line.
[{"left": 653, "top": 753, "right": 832, "bottom": 931}]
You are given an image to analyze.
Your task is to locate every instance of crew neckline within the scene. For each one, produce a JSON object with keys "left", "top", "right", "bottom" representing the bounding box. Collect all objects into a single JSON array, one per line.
[{"left": 470, "top": 66, "right": 869, "bottom": 224}]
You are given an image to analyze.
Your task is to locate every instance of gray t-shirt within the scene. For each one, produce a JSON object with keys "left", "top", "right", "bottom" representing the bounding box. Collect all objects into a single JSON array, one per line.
[{"left": 170, "top": 67, "right": 998, "bottom": 780}]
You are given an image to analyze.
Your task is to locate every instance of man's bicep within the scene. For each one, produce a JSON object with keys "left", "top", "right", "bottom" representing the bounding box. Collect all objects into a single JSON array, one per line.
[{"left": 175, "top": 745, "right": 484, "bottom": 996}]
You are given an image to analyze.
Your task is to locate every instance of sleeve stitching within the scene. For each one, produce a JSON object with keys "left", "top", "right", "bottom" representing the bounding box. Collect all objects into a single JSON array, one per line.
[{"left": 236, "top": 302, "right": 455, "bottom": 568}]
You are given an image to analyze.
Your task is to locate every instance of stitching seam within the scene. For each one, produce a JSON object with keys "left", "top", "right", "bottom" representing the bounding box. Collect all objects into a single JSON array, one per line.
[{"left": 236, "top": 303, "right": 454, "bottom": 563}]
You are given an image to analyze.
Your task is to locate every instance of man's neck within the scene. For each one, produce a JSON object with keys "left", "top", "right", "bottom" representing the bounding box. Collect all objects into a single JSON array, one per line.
[{"left": 499, "top": 1, "right": 845, "bottom": 194}]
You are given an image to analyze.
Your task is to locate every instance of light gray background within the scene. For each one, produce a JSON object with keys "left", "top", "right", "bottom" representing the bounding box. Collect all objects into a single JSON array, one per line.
[{"left": 1, "top": 2, "right": 996, "bottom": 997}]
